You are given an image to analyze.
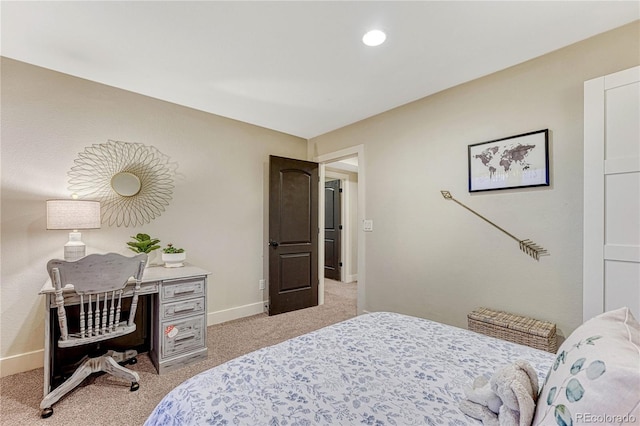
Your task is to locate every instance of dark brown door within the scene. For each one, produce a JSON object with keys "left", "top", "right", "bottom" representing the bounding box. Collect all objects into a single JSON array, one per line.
[
  {"left": 324, "top": 179, "right": 341, "bottom": 281},
  {"left": 268, "top": 156, "right": 319, "bottom": 315}
]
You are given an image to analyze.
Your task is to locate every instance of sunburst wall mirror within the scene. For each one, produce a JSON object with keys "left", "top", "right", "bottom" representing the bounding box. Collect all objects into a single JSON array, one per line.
[{"left": 68, "top": 140, "right": 178, "bottom": 227}]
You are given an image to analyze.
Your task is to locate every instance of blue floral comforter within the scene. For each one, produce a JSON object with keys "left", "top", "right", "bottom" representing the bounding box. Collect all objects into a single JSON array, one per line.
[{"left": 145, "top": 312, "right": 554, "bottom": 425}]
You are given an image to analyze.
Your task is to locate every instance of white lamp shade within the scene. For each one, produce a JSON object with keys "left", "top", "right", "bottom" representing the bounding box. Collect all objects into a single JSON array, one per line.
[{"left": 46, "top": 200, "right": 101, "bottom": 230}]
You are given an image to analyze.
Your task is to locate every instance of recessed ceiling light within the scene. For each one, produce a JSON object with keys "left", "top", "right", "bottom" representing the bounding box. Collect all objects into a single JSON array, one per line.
[{"left": 362, "top": 30, "right": 386, "bottom": 47}]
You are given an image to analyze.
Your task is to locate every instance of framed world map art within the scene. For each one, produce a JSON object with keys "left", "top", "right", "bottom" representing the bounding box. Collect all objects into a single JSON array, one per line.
[{"left": 468, "top": 129, "right": 549, "bottom": 192}]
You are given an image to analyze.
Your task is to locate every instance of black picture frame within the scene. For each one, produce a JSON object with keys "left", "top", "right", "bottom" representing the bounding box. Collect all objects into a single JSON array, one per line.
[{"left": 468, "top": 129, "right": 549, "bottom": 192}]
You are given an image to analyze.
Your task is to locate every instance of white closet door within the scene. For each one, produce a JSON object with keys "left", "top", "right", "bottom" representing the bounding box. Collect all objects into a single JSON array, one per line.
[{"left": 584, "top": 66, "right": 640, "bottom": 321}]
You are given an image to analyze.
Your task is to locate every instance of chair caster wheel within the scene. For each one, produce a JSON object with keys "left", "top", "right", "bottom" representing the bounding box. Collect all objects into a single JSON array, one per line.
[
  {"left": 131, "top": 382, "right": 140, "bottom": 392},
  {"left": 128, "top": 357, "right": 137, "bottom": 365},
  {"left": 41, "top": 407, "right": 53, "bottom": 418}
]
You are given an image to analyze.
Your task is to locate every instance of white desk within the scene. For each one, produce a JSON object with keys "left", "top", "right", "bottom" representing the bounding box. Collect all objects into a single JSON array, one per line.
[{"left": 40, "top": 264, "right": 210, "bottom": 398}]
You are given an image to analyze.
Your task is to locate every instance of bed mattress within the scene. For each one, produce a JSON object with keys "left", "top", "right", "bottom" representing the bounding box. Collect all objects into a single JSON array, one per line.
[{"left": 145, "top": 311, "right": 554, "bottom": 425}]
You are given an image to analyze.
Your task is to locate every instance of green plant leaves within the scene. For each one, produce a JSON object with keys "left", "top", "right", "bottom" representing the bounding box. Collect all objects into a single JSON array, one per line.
[
  {"left": 547, "top": 386, "right": 557, "bottom": 405},
  {"left": 162, "top": 243, "right": 185, "bottom": 254},
  {"left": 127, "top": 234, "right": 161, "bottom": 253}
]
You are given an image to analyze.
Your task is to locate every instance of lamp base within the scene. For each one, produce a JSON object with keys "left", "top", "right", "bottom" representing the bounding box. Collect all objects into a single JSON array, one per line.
[{"left": 64, "top": 231, "right": 86, "bottom": 261}]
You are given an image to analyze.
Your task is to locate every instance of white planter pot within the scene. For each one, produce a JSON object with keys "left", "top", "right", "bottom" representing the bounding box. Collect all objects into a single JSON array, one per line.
[
  {"left": 162, "top": 252, "right": 186, "bottom": 268},
  {"left": 146, "top": 250, "right": 161, "bottom": 267}
]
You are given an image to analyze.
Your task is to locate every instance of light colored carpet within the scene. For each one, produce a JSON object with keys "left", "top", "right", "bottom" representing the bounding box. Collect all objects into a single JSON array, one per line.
[{"left": 0, "top": 279, "right": 357, "bottom": 425}]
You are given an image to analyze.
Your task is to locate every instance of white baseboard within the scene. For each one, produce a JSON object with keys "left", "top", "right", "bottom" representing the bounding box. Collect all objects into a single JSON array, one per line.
[
  {"left": 207, "top": 301, "right": 265, "bottom": 326},
  {"left": 1, "top": 349, "right": 44, "bottom": 377},
  {"left": 1, "top": 302, "right": 266, "bottom": 378},
  {"left": 345, "top": 274, "right": 358, "bottom": 283}
]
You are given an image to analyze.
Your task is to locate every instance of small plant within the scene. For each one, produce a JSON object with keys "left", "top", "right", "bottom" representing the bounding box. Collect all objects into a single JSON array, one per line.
[
  {"left": 127, "top": 233, "right": 161, "bottom": 254},
  {"left": 163, "top": 243, "right": 185, "bottom": 254}
]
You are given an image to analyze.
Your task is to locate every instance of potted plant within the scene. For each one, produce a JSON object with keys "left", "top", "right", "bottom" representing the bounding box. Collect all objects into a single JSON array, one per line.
[
  {"left": 162, "top": 243, "right": 186, "bottom": 268},
  {"left": 127, "top": 233, "right": 161, "bottom": 266}
]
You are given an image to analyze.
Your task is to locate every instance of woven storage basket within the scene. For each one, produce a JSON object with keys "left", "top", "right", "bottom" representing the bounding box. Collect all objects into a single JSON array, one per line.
[{"left": 468, "top": 307, "right": 557, "bottom": 353}]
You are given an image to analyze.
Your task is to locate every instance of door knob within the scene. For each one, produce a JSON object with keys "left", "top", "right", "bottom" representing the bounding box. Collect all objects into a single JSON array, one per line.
[{"left": 268, "top": 240, "right": 279, "bottom": 247}]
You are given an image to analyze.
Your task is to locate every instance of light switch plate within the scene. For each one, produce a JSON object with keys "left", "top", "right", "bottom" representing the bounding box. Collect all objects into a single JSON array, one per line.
[{"left": 363, "top": 219, "right": 373, "bottom": 232}]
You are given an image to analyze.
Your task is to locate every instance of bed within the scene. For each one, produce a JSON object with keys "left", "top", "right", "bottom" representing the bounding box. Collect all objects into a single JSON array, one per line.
[{"left": 145, "top": 312, "right": 556, "bottom": 425}]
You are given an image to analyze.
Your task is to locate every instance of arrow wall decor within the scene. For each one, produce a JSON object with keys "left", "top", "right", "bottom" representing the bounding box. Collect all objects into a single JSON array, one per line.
[{"left": 440, "top": 190, "right": 549, "bottom": 261}]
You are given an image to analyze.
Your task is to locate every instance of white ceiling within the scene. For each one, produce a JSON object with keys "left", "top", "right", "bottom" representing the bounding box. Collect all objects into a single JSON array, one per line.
[{"left": 2, "top": 1, "right": 638, "bottom": 139}]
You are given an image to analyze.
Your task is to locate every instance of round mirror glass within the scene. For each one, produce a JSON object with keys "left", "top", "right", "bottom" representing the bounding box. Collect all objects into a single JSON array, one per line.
[{"left": 111, "top": 172, "right": 141, "bottom": 197}]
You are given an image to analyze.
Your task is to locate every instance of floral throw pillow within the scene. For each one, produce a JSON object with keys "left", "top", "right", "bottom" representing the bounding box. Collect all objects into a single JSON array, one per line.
[{"left": 532, "top": 307, "right": 640, "bottom": 426}]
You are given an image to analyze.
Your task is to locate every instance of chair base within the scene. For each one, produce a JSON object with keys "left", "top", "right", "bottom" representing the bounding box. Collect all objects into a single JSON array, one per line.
[
  {"left": 40, "top": 351, "right": 140, "bottom": 417},
  {"left": 41, "top": 407, "right": 53, "bottom": 419}
]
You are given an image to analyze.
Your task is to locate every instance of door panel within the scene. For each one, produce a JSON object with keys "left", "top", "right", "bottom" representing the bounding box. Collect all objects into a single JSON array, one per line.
[
  {"left": 280, "top": 253, "right": 312, "bottom": 291},
  {"left": 324, "top": 179, "right": 341, "bottom": 280},
  {"left": 268, "top": 156, "right": 319, "bottom": 315},
  {"left": 584, "top": 66, "right": 640, "bottom": 320},
  {"left": 281, "top": 170, "right": 312, "bottom": 243},
  {"left": 604, "top": 261, "right": 640, "bottom": 313},
  {"left": 605, "top": 173, "right": 639, "bottom": 246}
]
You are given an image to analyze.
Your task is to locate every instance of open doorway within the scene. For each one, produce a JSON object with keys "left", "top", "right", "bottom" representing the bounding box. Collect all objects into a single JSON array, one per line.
[
  {"left": 324, "top": 177, "right": 342, "bottom": 281},
  {"left": 315, "top": 145, "right": 365, "bottom": 315},
  {"left": 324, "top": 159, "right": 358, "bottom": 284}
]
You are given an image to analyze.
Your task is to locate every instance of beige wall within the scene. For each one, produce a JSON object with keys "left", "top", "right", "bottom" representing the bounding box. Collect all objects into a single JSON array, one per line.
[
  {"left": 0, "top": 58, "right": 307, "bottom": 374},
  {"left": 309, "top": 22, "right": 640, "bottom": 338},
  {"left": 2, "top": 21, "right": 638, "bottom": 375}
]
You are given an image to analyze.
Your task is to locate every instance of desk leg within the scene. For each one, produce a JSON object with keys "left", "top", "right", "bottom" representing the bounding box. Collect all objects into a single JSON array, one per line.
[{"left": 43, "top": 294, "right": 52, "bottom": 398}]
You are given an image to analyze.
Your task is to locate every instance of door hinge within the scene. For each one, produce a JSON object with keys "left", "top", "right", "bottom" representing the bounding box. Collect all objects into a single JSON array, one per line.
[
  {"left": 339, "top": 188, "right": 343, "bottom": 193},
  {"left": 339, "top": 225, "right": 343, "bottom": 230},
  {"left": 339, "top": 262, "right": 343, "bottom": 267}
]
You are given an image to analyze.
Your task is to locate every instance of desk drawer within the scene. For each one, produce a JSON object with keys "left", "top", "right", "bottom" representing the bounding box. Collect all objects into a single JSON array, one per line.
[
  {"left": 161, "top": 278, "right": 205, "bottom": 301},
  {"left": 162, "top": 297, "right": 205, "bottom": 320},
  {"left": 48, "top": 282, "right": 160, "bottom": 308},
  {"left": 161, "top": 315, "right": 205, "bottom": 359}
]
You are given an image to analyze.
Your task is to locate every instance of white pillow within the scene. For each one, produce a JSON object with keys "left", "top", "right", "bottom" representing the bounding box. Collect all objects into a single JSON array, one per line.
[{"left": 532, "top": 307, "right": 640, "bottom": 426}]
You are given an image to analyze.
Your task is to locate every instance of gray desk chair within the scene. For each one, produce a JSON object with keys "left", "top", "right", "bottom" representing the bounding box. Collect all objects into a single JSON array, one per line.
[{"left": 40, "top": 253, "right": 147, "bottom": 418}]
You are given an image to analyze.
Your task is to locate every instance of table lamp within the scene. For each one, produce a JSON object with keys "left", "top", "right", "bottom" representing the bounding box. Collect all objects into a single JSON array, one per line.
[{"left": 46, "top": 199, "right": 101, "bottom": 261}]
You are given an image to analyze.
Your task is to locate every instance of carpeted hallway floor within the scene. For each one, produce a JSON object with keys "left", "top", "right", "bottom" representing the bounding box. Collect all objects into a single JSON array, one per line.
[{"left": 0, "top": 279, "right": 357, "bottom": 425}]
